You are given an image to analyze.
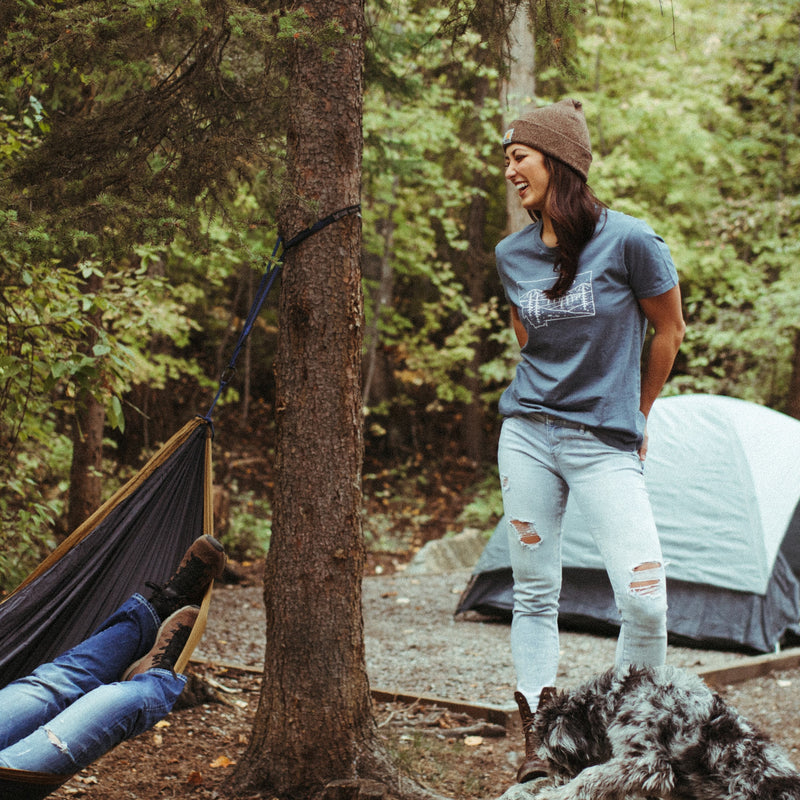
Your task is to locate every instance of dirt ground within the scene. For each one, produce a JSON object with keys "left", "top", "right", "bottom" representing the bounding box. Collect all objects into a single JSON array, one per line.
[{"left": 46, "top": 556, "right": 800, "bottom": 800}]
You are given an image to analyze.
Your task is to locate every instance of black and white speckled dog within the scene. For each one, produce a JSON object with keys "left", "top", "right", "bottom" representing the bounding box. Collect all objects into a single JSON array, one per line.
[{"left": 530, "top": 664, "right": 800, "bottom": 800}]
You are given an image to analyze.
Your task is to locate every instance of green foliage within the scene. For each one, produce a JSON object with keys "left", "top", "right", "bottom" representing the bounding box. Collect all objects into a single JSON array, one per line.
[
  {"left": 535, "top": 0, "right": 800, "bottom": 410},
  {"left": 457, "top": 467, "right": 503, "bottom": 528},
  {"left": 224, "top": 488, "right": 272, "bottom": 562},
  {"left": 2, "top": 0, "right": 288, "bottom": 222},
  {"left": 0, "top": 440, "right": 65, "bottom": 590},
  {"left": 529, "top": 0, "right": 591, "bottom": 77},
  {"left": 0, "top": 0, "right": 289, "bottom": 587},
  {"left": 362, "top": 0, "right": 509, "bottom": 435}
]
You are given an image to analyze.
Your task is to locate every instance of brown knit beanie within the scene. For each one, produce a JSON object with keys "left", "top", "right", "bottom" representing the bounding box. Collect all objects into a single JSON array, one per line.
[{"left": 502, "top": 99, "right": 592, "bottom": 181}]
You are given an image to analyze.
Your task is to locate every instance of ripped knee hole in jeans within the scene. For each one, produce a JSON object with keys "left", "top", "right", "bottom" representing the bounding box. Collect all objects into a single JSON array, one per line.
[{"left": 509, "top": 518, "right": 664, "bottom": 598}]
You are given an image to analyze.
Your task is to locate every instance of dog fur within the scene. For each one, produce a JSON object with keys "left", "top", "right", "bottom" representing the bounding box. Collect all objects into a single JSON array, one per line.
[{"left": 530, "top": 664, "right": 800, "bottom": 800}]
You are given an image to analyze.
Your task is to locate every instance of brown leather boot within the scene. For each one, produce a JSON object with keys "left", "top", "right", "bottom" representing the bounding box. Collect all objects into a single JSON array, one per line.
[
  {"left": 146, "top": 535, "right": 226, "bottom": 621},
  {"left": 514, "top": 687, "right": 556, "bottom": 783}
]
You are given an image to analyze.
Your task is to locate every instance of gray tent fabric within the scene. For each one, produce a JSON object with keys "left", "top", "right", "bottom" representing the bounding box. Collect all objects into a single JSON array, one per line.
[{"left": 456, "top": 395, "right": 800, "bottom": 653}]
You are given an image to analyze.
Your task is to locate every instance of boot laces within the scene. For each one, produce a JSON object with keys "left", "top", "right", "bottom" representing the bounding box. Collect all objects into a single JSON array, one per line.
[{"left": 151, "top": 622, "right": 193, "bottom": 672}]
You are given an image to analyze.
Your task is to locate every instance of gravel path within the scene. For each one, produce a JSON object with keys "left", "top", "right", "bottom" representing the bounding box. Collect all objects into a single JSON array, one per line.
[{"left": 198, "top": 569, "right": 752, "bottom": 709}]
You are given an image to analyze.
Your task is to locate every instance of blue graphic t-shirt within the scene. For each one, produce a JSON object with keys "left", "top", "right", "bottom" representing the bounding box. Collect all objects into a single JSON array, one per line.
[{"left": 495, "top": 209, "right": 679, "bottom": 450}]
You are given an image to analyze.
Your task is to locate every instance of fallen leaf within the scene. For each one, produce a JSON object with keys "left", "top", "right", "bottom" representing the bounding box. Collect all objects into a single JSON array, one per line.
[
  {"left": 210, "top": 755, "right": 234, "bottom": 768},
  {"left": 154, "top": 720, "right": 171, "bottom": 729},
  {"left": 186, "top": 771, "right": 203, "bottom": 786},
  {"left": 464, "top": 736, "right": 483, "bottom": 747}
]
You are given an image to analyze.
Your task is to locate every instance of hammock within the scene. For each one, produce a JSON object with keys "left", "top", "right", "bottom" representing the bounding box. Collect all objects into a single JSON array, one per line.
[
  {"left": 0, "top": 417, "right": 213, "bottom": 686},
  {"left": 0, "top": 417, "right": 215, "bottom": 799},
  {"left": 0, "top": 205, "right": 360, "bottom": 798}
]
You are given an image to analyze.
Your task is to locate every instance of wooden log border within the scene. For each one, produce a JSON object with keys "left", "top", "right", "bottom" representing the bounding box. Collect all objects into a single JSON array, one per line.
[{"left": 190, "top": 646, "right": 800, "bottom": 728}]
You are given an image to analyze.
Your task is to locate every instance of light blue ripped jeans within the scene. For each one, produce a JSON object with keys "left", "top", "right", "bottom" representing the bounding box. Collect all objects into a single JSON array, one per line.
[{"left": 498, "top": 414, "right": 667, "bottom": 708}]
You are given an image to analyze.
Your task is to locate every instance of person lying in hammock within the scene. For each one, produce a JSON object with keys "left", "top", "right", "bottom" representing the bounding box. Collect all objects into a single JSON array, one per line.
[{"left": 0, "top": 535, "right": 226, "bottom": 776}]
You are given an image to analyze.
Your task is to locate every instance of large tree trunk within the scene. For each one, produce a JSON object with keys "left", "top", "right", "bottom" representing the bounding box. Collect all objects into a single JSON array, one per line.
[
  {"left": 224, "top": 2, "right": 432, "bottom": 798},
  {"left": 462, "top": 180, "right": 489, "bottom": 465},
  {"left": 460, "top": 73, "right": 492, "bottom": 465}
]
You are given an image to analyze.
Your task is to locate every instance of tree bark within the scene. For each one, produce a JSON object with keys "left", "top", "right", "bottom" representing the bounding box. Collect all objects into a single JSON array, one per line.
[
  {"left": 786, "top": 328, "right": 800, "bottom": 420},
  {"left": 501, "top": 3, "right": 536, "bottom": 235},
  {"left": 66, "top": 271, "right": 104, "bottom": 534},
  {"left": 461, "top": 73, "right": 491, "bottom": 465},
  {"left": 66, "top": 388, "right": 104, "bottom": 534},
  {"left": 224, "top": 1, "right": 427, "bottom": 797},
  {"left": 462, "top": 182, "right": 489, "bottom": 465}
]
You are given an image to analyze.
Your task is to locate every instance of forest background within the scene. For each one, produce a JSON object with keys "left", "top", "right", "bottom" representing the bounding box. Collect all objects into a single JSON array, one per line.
[{"left": 1, "top": 0, "right": 799, "bottom": 591}]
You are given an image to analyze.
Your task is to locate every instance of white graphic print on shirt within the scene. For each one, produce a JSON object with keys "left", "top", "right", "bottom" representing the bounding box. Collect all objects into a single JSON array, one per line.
[{"left": 518, "top": 271, "right": 595, "bottom": 329}]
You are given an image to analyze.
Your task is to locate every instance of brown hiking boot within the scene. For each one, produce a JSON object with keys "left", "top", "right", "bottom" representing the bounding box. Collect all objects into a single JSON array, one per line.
[
  {"left": 124, "top": 606, "right": 199, "bottom": 679},
  {"left": 514, "top": 687, "right": 556, "bottom": 783},
  {"left": 147, "top": 535, "right": 226, "bottom": 621}
]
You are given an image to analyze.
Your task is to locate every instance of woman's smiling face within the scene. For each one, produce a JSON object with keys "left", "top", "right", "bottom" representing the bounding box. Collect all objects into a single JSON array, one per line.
[{"left": 504, "top": 144, "right": 550, "bottom": 213}]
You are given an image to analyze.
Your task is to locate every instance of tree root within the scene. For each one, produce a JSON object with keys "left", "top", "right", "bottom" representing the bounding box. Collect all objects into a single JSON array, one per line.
[{"left": 349, "top": 737, "right": 455, "bottom": 800}]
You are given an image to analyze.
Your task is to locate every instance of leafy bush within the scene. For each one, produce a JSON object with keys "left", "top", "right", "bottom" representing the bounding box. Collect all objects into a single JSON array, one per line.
[{"left": 223, "top": 488, "right": 272, "bottom": 562}]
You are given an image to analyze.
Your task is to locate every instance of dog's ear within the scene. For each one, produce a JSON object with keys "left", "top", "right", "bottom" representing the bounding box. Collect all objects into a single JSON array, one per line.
[
  {"left": 536, "top": 686, "right": 568, "bottom": 715},
  {"left": 544, "top": 714, "right": 583, "bottom": 756},
  {"left": 535, "top": 691, "right": 585, "bottom": 759},
  {"left": 533, "top": 690, "right": 569, "bottom": 742},
  {"left": 534, "top": 688, "right": 568, "bottom": 729},
  {"left": 534, "top": 688, "right": 611, "bottom": 776}
]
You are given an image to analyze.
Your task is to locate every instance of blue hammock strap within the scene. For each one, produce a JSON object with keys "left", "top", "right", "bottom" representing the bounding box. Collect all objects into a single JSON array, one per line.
[
  {"left": 203, "top": 203, "right": 361, "bottom": 421},
  {"left": 281, "top": 203, "right": 362, "bottom": 253}
]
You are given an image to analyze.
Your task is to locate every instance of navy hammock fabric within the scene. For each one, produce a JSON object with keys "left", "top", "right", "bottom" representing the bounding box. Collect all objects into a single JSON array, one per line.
[
  {"left": 0, "top": 417, "right": 212, "bottom": 689},
  {"left": 0, "top": 417, "right": 213, "bottom": 800},
  {"left": 0, "top": 768, "right": 70, "bottom": 800}
]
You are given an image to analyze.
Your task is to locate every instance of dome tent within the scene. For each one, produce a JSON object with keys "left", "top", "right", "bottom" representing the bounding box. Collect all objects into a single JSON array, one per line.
[{"left": 456, "top": 395, "right": 800, "bottom": 653}]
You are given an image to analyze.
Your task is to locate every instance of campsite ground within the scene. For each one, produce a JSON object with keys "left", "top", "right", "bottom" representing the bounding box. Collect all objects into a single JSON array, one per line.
[
  {"left": 45, "top": 418, "right": 800, "bottom": 798},
  {"left": 51, "top": 558, "right": 800, "bottom": 800}
]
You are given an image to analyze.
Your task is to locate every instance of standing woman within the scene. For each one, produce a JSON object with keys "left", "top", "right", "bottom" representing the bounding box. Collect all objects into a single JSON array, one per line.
[{"left": 495, "top": 99, "right": 685, "bottom": 783}]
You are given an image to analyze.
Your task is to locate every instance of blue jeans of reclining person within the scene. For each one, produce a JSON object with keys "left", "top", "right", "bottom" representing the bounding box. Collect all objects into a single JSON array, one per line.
[
  {"left": 0, "top": 594, "right": 186, "bottom": 774},
  {"left": 498, "top": 414, "right": 667, "bottom": 709}
]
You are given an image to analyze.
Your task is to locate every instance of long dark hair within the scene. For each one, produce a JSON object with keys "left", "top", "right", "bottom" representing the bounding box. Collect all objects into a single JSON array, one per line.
[{"left": 540, "top": 155, "right": 606, "bottom": 300}]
